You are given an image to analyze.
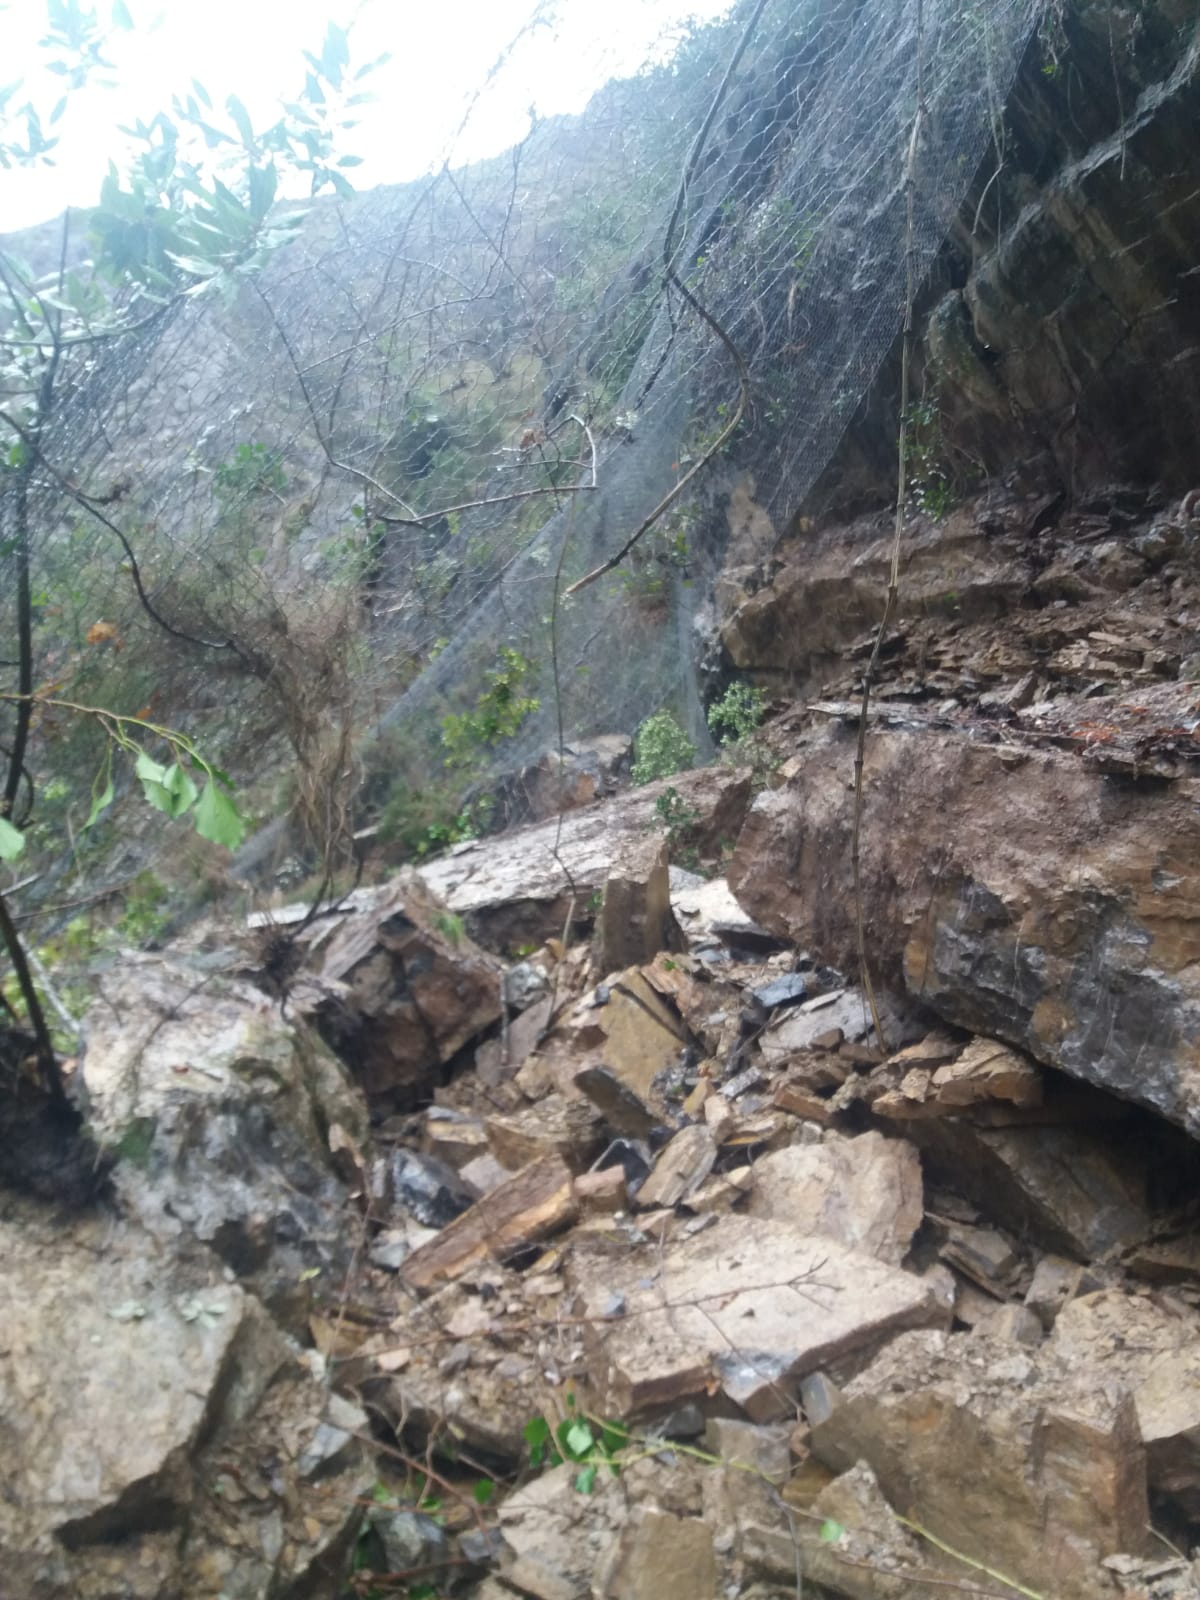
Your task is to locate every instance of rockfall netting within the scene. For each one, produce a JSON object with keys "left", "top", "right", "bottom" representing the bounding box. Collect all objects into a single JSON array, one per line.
[{"left": 6, "top": 0, "right": 1043, "bottom": 866}]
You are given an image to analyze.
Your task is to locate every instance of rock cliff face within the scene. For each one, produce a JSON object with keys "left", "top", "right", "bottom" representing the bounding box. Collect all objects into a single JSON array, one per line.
[
  {"left": 8, "top": 6, "right": 1200, "bottom": 1600},
  {"left": 721, "top": 1, "right": 1200, "bottom": 1139},
  {"left": 810, "top": 0, "right": 1200, "bottom": 513}
]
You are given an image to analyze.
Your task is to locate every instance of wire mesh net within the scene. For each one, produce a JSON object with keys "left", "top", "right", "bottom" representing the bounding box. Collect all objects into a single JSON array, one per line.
[{"left": 5, "top": 0, "right": 1042, "bottom": 871}]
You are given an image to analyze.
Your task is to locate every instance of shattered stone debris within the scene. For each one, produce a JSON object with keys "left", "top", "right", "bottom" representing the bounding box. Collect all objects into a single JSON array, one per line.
[{"left": 10, "top": 10, "right": 1200, "bottom": 1591}]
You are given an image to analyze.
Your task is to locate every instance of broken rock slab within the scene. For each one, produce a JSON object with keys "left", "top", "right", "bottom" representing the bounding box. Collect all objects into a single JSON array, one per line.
[
  {"left": 485, "top": 1093, "right": 607, "bottom": 1172},
  {"left": 903, "top": 1112, "right": 1153, "bottom": 1259},
  {"left": 0, "top": 1197, "right": 368, "bottom": 1600},
  {"left": 418, "top": 766, "right": 752, "bottom": 951},
  {"left": 669, "top": 872, "right": 778, "bottom": 955},
  {"left": 532, "top": 966, "right": 687, "bottom": 1114},
  {"left": 729, "top": 720, "right": 1200, "bottom": 1136},
  {"left": 302, "top": 868, "right": 503, "bottom": 1103},
  {"left": 737, "top": 1460, "right": 946, "bottom": 1600},
  {"left": 401, "top": 1153, "right": 577, "bottom": 1292},
  {"left": 634, "top": 1123, "right": 717, "bottom": 1210},
  {"left": 745, "top": 1131, "right": 923, "bottom": 1265},
  {"left": 603, "top": 1505, "right": 716, "bottom": 1600},
  {"left": 873, "top": 1035, "right": 1043, "bottom": 1118},
  {"left": 571, "top": 1212, "right": 945, "bottom": 1422},
  {"left": 810, "top": 1327, "right": 1147, "bottom": 1600},
  {"left": 597, "top": 834, "right": 681, "bottom": 973},
  {"left": 1051, "top": 1289, "right": 1200, "bottom": 1518},
  {"left": 81, "top": 954, "right": 366, "bottom": 1329},
  {"left": 497, "top": 1456, "right": 712, "bottom": 1600},
  {"left": 759, "top": 985, "right": 918, "bottom": 1064}
]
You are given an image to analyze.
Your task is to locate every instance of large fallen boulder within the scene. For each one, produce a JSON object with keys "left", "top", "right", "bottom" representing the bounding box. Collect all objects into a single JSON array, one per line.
[
  {"left": 82, "top": 955, "right": 367, "bottom": 1327},
  {"left": 809, "top": 1326, "right": 1149, "bottom": 1600},
  {"left": 418, "top": 765, "right": 752, "bottom": 950},
  {"left": 301, "top": 868, "right": 504, "bottom": 1102},
  {"left": 0, "top": 1198, "right": 370, "bottom": 1600},
  {"left": 570, "top": 1212, "right": 946, "bottom": 1422},
  {"left": 730, "top": 717, "right": 1200, "bottom": 1134}
]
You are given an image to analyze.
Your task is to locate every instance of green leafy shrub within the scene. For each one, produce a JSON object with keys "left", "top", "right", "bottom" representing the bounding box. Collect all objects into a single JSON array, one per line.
[
  {"left": 378, "top": 785, "right": 488, "bottom": 859},
  {"left": 441, "top": 648, "right": 540, "bottom": 772},
  {"left": 213, "top": 442, "right": 288, "bottom": 499},
  {"left": 118, "top": 871, "right": 170, "bottom": 946},
  {"left": 707, "top": 681, "right": 765, "bottom": 744},
  {"left": 903, "top": 399, "right": 955, "bottom": 519},
  {"left": 654, "top": 784, "right": 703, "bottom": 872},
  {"left": 631, "top": 711, "right": 696, "bottom": 784}
]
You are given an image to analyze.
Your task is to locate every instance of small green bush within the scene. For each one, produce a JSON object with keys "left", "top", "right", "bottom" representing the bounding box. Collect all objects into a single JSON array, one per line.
[
  {"left": 631, "top": 711, "right": 696, "bottom": 784},
  {"left": 707, "top": 681, "right": 765, "bottom": 744},
  {"left": 441, "top": 648, "right": 540, "bottom": 772}
]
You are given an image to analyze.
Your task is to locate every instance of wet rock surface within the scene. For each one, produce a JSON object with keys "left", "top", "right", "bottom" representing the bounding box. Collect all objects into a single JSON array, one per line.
[
  {"left": 0, "top": 1197, "right": 370, "bottom": 1600},
  {"left": 11, "top": 14, "right": 1200, "bottom": 1593},
  {"left": 81, "top": 955, "right": 366, "bottom": 1327}
]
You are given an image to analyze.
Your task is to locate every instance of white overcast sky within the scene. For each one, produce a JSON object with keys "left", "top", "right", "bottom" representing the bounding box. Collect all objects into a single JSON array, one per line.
[{"left": 1, "top": 0, "right": 730, "bottom": 230}]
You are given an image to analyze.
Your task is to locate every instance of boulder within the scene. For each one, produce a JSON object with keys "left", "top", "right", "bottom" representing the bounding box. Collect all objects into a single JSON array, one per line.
[
  {"left": 730, "top": 719, "right": 1200, "bottom": 1135},
  {"left": 597, "top": 834, "right": 679, "bottom": 973},
  {"left": 745, "top": 1131, "right": 923, "bottom": 1265},
  {"left": 304, "top": 869, "right": 503, "bottom": 1102},
  {"left": 0, "top": 1198, "right": 368, "bottom": 1600},
  {"left": 904, "top": 1113, "right": 1153, "bottom": 1260},
  {"left": 1051, "top": 1289, "right": 1200, "bottom": 1518},
  {"left": 810, "top": 1327, "right": 1147, "bottom": 1599},
  {"left": 491, "top": 734, "right": 632, "bottom": 827},
  {"left": 418, "top": 766, "right": 752, "bottom": 950},
  {"left": 81, "top": 955, "right": 365, "bottom": 1327},
  {"left": 571, "top": 1212, "right": 946, "bottom": 1422}
]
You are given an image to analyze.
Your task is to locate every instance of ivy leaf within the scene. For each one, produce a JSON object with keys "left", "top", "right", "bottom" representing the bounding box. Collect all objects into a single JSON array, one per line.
[
  {"left": 574, "top": 1465, "right": 598, "bottom": 1494},
  {"left": 600, "top": 1420, "right": 630, "bottom": 1454},
  {"left": 563, "top": 1421, "right": 594, "bottom": 1459},
  {"left": 225, "top": 94, "right": 254, "bottom": 147},
  {"left": 0, "top": 816, "right": 25, "bottom": 860},
  {"left": 193, "top": 781, "right": 245, "bottom": 848},
  {"left": 472, "top": 1478, "right": 495, "bottom": 1506},
  {"left": 161, "top": 761, "right": 199, "bottom": 817},
  {"left": 524, "top": 1415, "right": 550, "bottom": 1466},
  {"left": 84, "top": 770, "right": 115, "bottom": 830},
  {"left": 135, "top": 749, "right": 173, "bottom": 814},
  {"left": 136, "top": 754, "right": 196, "bottom": 818},
  {"left": 818, "top": 1519, "right": 846, "bottom": 1544}
]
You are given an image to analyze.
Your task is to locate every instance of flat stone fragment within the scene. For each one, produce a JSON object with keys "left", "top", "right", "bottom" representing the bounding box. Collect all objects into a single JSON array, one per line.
[
  {"left": 760, "top": 989, "right": 873, "bottom": 1062},
  {"left": 401, "top": 1154, "right": 578, "bottom": 1292},
  {"left": 602, "top": 1507, "right": 716, "bottom": 1600},
  {"left": 750, "top": 973, "right": 808, "bottom": 1009},
  {"left": 572, "top": 1213, "right": 945, "bottom": 1421},
  {"left": 745, "top": 1131, "right": 923, "bottom": 1265},
  {"left": 574, "top": 1064, "right": 661, "bottom": 1139},
  {"left": 485, "top": 1094, "right": 606, "bottom": 1172},
  {"left": 810, "top": 1328, "right": 1145, "bottom": 1600},
  {"left": 634, "top": 1123, "right": 717, "bottom": 1209}
]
